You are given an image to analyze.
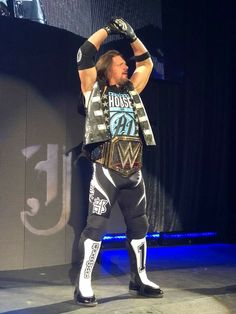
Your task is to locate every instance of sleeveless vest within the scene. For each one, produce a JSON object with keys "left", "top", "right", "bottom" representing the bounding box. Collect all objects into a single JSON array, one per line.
[{"left": 84, "top": 82, "right": 156, "bottom": 146}]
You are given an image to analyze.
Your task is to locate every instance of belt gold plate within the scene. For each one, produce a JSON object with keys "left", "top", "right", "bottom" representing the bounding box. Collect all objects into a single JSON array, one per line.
[{"left": 96, "top": 136, "right": 143, "bottom": 176}]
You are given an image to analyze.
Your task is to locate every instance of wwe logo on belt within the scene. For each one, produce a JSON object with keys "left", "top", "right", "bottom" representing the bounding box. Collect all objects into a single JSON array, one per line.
[{"left": 117, "top": 141, "right": 141, "bottom": 169}]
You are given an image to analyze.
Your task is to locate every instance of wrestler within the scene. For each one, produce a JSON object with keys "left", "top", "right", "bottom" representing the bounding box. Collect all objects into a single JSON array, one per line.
[{"left": 74, "top": 17, "right": 163, "bottom": 306}]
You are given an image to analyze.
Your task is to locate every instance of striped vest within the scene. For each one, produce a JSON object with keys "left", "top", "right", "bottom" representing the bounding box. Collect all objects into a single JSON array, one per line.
[{"left": 84, "top": 82, "right": 156, "bottom": 146}]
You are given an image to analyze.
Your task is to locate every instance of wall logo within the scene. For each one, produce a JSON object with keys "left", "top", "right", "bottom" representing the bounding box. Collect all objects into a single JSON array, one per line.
[{"left": 20, "top": 144, "right": 72, "bottom": 236}]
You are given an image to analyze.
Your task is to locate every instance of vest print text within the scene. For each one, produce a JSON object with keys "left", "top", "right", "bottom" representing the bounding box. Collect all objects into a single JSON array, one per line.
[{"left": 108, "top": 90, "right": 138, "bottom": 136}]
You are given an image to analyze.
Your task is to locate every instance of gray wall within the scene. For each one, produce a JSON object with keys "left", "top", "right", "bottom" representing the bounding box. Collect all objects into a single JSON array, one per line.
[
  {"left": 0, "top": 74, "right": 76, "bottom": 270},
  {"left": 0, "top": 12, "right": 128, "bottom": 270},
  {"left": 0, "top": 16, "right": 84, "bottom": 270}
]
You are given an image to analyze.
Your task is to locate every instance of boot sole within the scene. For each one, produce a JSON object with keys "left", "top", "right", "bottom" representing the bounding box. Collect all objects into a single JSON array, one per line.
[
  {"left": 129, "top": 289, "right": 164, "bottom": 298},
  {"left": 75, "top": 300, "right": 98, "bottom": 307}
]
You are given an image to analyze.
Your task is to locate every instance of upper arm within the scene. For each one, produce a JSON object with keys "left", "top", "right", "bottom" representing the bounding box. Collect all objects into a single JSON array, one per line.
[
  {"left": 130, "top": 58, "right": 153, "bottom": 94},
  {"left": 77, "top": 29, "right": 108, "bottom": 94},
  {"left": 79, "top": 67, "right": 97, "bottom": 94}
]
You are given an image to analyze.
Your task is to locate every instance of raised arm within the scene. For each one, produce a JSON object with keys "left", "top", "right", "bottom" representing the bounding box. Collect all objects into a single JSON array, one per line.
[
  {"left": 77, "top": 29, "right": 108, "bottom": 95},
  {"left": 130, "top": 39, "right": 153, "bottom": 94},
  {"left": 107, "top": 17, "right": 153, "bottom": 94}
]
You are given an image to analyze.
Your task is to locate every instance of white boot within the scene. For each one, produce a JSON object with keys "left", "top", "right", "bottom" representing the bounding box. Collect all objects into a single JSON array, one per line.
[
  {"left": 128, "top": 237, "right": 163, "bottom": 297},
  {"left": 74, "top": 238, "right": 101, "bottom": 306}
]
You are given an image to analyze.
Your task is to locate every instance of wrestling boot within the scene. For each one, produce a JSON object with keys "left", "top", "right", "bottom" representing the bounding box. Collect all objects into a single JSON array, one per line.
[
  {"left": 74, "top": 238, "right": 101, "bottom": 306},
  {"left": 127, "top": 237, "right": 164, "bottom": 298}
]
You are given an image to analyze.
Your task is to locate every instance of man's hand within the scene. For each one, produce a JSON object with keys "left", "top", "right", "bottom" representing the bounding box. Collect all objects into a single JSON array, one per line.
[
  {"left": 106, "top": 17, "right": 137, "bottom": 42},
  {"left": 103, "top": 18, "right": 122, "bottom": 35}
]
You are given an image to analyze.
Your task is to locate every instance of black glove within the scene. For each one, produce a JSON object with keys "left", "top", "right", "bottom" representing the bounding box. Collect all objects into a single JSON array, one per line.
[
  {"left": 106, "top": 17, "right": 137, "bottom": 42},
  {"left": 103, "top": 20, "right": 121, "bottom": 35},
  {"left": 103, "top": 24, "right": 113, "bottom": 35}
]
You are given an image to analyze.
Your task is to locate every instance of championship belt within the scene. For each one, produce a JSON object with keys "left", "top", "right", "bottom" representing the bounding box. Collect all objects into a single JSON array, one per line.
[{"left": 96, "top": 136, "right": 143, "bottom": 176}]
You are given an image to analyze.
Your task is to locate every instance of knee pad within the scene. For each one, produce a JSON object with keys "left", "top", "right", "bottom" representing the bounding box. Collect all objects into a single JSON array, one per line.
[{"left": 126, "top": 214, "right": 149, "bottom": 239}]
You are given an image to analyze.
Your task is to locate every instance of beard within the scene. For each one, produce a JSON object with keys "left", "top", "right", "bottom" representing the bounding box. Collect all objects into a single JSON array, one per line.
[{"left": 117, "top": 77, "right": 129, "bottom": 88}]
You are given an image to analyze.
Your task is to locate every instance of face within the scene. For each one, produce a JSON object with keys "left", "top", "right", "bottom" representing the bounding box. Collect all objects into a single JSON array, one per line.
[{"left": 107, "top": 55, "right": 129, "bottom": 86}]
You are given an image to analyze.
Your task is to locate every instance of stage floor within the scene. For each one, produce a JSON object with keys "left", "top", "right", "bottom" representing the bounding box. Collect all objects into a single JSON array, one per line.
[{"left": 0, "top": 243, "right": 236, "bottom": 314}]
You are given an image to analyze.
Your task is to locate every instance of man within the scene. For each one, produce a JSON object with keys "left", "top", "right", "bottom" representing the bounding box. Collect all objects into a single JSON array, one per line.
[{"left": 74, "top": 17, "right": 163, "bottom": 306}]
